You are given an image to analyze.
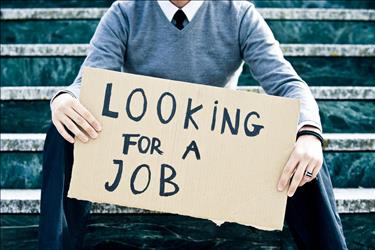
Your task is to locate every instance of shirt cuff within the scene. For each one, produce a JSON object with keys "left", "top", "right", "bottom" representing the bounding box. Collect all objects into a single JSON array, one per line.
[{"left": 49, "top": 90, "right": 78, "bottom": 108}]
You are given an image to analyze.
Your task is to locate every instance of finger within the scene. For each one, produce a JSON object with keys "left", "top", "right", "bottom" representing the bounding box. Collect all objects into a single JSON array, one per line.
[
  {"left": 278, "top": 153, "right": 299, "bottom": 191},
  {"left": 60, "top": 115, "right": 89, "bottom": 143},
  {"left": 299, "top": 163, "right": 315, "bottom": 187},
  {"left": 72, "top": 100, "right": 102, "bottom": 132},
  {"left": 288, "top": 159, "right": 309, "bottom": 197},
  {"left": 299, "top": 176, "right": 308, "bottom": 187},
  {"left": 65, "top": 108, "right": 98, "bottom": 139},
  {"left": 54, "top": 120, "right": 75, "bottom": 143},
  {"left": 312, "top": 159, "right": 323, "bottom": 179}
]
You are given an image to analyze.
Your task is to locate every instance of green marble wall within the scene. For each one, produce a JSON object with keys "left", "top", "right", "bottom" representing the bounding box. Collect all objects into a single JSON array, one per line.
[
  {"left": 1, "top": 0, "right": 374, "bottom": 8},
  {"left": 1, "top": 101, "right": 52, "bottom": 133},
  {"left": 0, "top": 0, "right": 115, "bottom": 8},
  {"left": 0, "top": 153, "right": 42, "bottom": 189},
  {"left": 1, "top": 152, "right": 374, "bottom": 189},
  {"left": 268, "top": 21, "right": 375, "bottom": 45},
  {"left": 325, "top": 153, "right": 375, "bottom": 188},
  {"left": 2, "top": 57, "right": 375, "bottom": 86},
  {"left": 1, "top": 20, "right": 99, "bottom": 44},
  {"left": 239, "top": 58, "right": 375, "bottom": 86},
  {"left": 1, "top": 214, "right": 374, "bottom": 249},
  {"left": 251, "top": 0, "right": 375, "bottom": 9},
  {"left": 2, "top": 20, "right": 374, "bottom": 44},
  {"left": 319, "top": 101, "right": 375, "bottom": 133},
  {"left": 0, "top": 57, "right": 84, "bottom": 86},
  {"left": 1, "top": 101, "right": 374, "bottom": 133}
]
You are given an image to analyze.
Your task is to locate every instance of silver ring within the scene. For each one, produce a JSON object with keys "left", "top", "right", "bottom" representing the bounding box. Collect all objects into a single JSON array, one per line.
[{"left": 305, "top": 170, "right": 313, "bottom": 178}]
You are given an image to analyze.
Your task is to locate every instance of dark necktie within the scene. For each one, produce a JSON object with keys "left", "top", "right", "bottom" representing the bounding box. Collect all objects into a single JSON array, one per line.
[{"left": 172, "top": 9, "right": 187, "bottom": 30}]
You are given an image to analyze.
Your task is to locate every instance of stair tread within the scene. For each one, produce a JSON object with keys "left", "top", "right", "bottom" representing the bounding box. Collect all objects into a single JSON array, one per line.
[
  {"left": 2, "top": 44, "right": 374, "bottom": 57},
  {"left": 3, "top": 188, "right": 374, "bottom": 200},
  {"left": 1, "top": 133, "right": 374, "bottom": 151},
  {"left": 1, "top": 188, "right": 374, "bottom": 214},
  {"left": 1, "top": 8, "right": 374, "bottom": 21},
  {"left": 2, "top": 86, "right": 374, "bottom": 100}
]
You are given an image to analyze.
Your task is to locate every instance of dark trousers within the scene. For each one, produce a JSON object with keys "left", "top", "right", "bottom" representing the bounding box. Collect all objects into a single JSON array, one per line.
[{"left": 39, "top": 124, "right": 348, "bottom": 250}]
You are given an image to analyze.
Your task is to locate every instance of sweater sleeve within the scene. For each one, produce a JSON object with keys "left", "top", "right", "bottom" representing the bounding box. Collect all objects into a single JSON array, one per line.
[
  {"left": 238, "top": 4, "right": 322, "bottom": 132},
  {"left": 51, "top": 1, "right": 128, "bottom": 102}
]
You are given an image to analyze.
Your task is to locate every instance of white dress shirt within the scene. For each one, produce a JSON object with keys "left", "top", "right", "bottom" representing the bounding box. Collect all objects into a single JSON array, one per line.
[{"left": 157, "top": 0, "right": 204, "bottom": 22}]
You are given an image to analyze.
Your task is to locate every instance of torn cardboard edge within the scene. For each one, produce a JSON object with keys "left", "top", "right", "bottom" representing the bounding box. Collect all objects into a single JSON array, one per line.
[{"left": 68, "top": 67, "right": 298, "bottom": 232}]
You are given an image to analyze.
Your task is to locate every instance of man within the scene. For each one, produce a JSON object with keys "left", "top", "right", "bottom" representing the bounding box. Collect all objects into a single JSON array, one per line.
[{"left": 40, "top": 1, "right": 348, "bottom": 249}]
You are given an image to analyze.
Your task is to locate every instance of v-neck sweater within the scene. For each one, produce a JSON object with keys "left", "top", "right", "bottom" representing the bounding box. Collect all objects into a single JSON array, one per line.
[{"left": 61, "top": 0, "right": 321, "bottom": 130}]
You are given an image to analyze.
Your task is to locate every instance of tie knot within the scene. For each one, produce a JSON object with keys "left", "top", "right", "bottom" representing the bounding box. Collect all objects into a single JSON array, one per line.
[{"left": 173, "top": 9, "right": 187, "bottom": 30}]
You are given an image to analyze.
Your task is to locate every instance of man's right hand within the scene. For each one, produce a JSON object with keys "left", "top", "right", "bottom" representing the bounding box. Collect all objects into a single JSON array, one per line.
[{"left": 51, "top": 93, "right": 102, "bottom": 143}]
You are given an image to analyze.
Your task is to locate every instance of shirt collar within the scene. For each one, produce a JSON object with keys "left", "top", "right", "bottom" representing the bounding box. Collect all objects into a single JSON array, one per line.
[{"left": 157, "top": 0, "right": 204, "bottom": 22}]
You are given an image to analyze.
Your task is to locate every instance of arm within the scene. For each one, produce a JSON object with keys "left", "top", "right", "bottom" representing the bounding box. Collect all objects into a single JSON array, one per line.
[
  {"left": 239, "top": 4, "right": 323, "bottom": 196},
  {"left": 51, "top": 1, "right": 128, "bottom": 143}
]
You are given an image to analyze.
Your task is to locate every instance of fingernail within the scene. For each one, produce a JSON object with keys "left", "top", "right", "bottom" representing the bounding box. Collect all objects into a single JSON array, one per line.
[
  {"left": 91, "top": 133, "right": 98, "bottom": 139},
  {"left": 277, "top": 186, "right": 283, "bottom": 191}
]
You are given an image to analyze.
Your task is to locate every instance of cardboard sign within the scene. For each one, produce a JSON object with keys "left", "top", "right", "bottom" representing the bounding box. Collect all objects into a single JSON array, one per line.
[{"left": 68, "top": 67, "right": 299, "bottom": 230}]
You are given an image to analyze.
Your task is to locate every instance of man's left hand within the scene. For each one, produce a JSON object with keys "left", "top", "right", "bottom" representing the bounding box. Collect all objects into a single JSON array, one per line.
[{"left": 277, "top": 126, "right": 323, "bottom": 197}]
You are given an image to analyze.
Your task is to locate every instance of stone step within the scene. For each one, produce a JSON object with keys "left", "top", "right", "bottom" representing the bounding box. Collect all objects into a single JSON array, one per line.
[
  {"left": 1, "top": 214, "right": 374, "bottom": 250},
  {"left": 2, "top": 20, "right": 374, "bottom": 45},
  {"left": 2, "top": 86, "right": 374, "bottom": 101},
  {"left": 2, "top": 57, "right": 373, "bottom": 87},
  {"left": 2, "top": 100, "right": 374, "bottom": 134},
  {"left": 1, "top": 188, "right": 373, "bottom": 214},
  {"left": 252, "top": 0, "right": 375, "bottom": 9},
  {"left": 1, "top": 0, "right": 374, "bottom": 9},
  {"left": 1, "top": 133, "right": 374, "bottom": 152},
  {"left": 259, "top": 8, "right": 375, "bottom": 20},
  {"left": 239, "top": 59, "right": 375, "bottom": 87},
  {"left": 2, "top": 44, "right": 374, "bottom": 57},
  {"left": 1, "top": 8, "right": 374, "bottom": 21},
  {"left": 240, "top": 86, "right": 375, "bottom": 100}
]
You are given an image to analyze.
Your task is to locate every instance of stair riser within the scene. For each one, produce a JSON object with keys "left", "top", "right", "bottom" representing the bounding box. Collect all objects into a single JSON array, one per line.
[
  {"left": 0, "top": 214, "right": 374, "bottom": 249},
  {"left": 1, "top": 0, "right": 374, "bottom": 8},
  {"left": 254, "top": 0, "right": 375, "bottom": 9},
  {"left": 2, "top": 20, "right": 374, "bottom": 44},
  {"left": 2, "top": 44, "right": 373, "bottom": 57},
  {"left": 1, "top": 101, "right": 373, "bottom": 133},
  {"left": 239, "top": 58, "right": 375, "bottom": 86},
  {"left": 1, "top": 152, "right": 374, "bottom": 189},
  {"left": 1, "top": 57, "right": 375, "bottom": 87},
  {"left": 0, "top": 0, "right": 115, "bottom": 8},
  {"left": 3, "top": 86, "right": 374, "bottom": 100}
]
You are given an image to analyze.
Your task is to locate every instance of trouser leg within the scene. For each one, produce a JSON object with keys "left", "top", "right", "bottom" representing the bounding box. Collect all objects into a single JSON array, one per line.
[
  {"left": 39, "top": 124, "right": 91, "bottom": 250},
  {"left": 285, "top": 158, "right": 348, "bottom": 250}
]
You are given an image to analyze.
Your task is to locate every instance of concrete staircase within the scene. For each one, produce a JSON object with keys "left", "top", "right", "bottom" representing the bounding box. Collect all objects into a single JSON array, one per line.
[{"left": 1, "top": 0, "right": 374, "bottom": 249}]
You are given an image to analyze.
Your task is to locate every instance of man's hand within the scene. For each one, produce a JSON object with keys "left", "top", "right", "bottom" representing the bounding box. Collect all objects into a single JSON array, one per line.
[
  {"left": 51, "top": 93, "right": 102, "bottom": 143},
  {"left": 277, "top": 127, "right": 323, "bottom": 197}
]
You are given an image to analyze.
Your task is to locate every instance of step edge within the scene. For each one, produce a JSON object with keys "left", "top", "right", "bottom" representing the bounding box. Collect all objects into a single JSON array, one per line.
[
  {"left": 1, "top": 133, "right": 374, "bottom": 152},
  {"left": 1, "top": 188, "right": 374, "bottom": 214},
  {"left": 1, "top": 8, "right": 374, "bottom": 21},
  {"left": 2, "top": 44, "right": 374, "bottom": 57},
  {"left": 2, "top": 86, "right": 375, "bottom": 100}
]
